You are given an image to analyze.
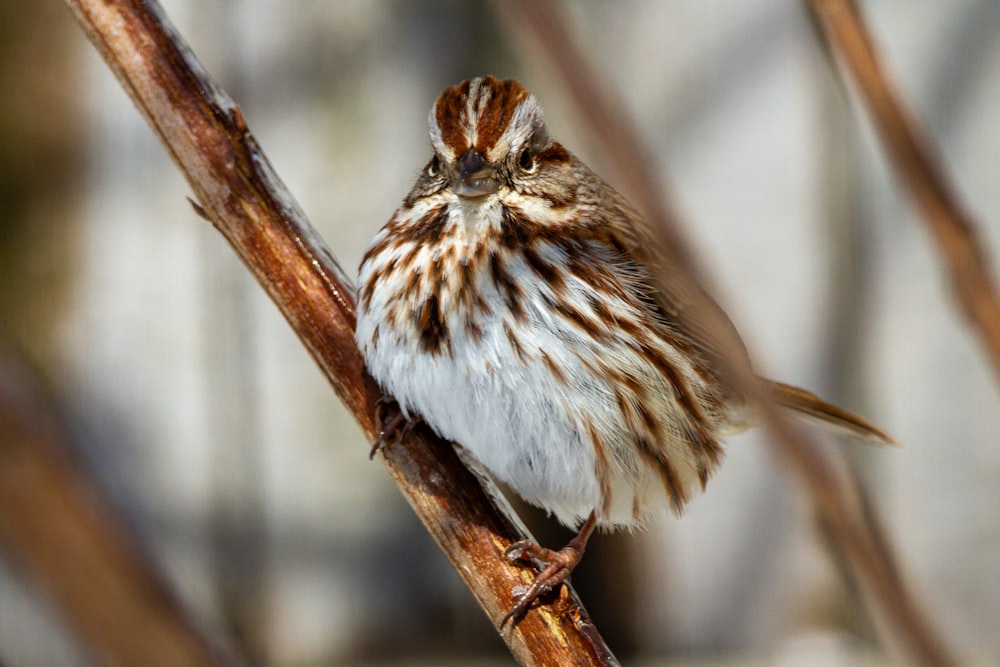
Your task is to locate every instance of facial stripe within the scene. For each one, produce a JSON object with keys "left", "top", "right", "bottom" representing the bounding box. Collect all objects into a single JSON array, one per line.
[
  {"left": 430, "top": 76, "right": 536, "bottom": 160},
  {"left": 473, "top": 80, "right": 530, "bottom": 156},
  {"left": 433, "top": 79, "right": 472, "bottom": 157}
]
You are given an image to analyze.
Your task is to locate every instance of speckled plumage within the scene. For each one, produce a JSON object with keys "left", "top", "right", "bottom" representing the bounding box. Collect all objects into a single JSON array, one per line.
[
  {"left": 356, "top": 76, "right": 894, "bottom": 621},
  {"left": 356, "top": 76, "right": 739, "bottom": 529},
  {"left": 356, "top": 76, "right": 892, "bottom": 534}
]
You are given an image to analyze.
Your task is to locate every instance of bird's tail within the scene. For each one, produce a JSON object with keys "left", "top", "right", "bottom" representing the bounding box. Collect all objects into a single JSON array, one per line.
[{"left": 765, "top": 380, "right": 897, "bottom": 446}]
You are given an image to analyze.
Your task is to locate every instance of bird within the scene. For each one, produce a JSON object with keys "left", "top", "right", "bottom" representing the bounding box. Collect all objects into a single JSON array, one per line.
[{"left": 354, "top": 76, "right": 894, "bottom": 623}]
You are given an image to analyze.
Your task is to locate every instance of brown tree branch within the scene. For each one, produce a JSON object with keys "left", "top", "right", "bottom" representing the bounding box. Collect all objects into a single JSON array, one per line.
[
  {"left": 498, "top": 1, "right": 956, "bottom": 665},
  {"left": 64, "top": 0, "right": 617, "bottom": 664},
  {"left": 0, "top": 347, "right": 246, "bottom": 667},
  {"left": 809, "top": 0, "right": 1000, "bottom": 385}
]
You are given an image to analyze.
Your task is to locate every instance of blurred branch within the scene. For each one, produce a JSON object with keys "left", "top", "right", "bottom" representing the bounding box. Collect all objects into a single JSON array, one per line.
[
  {"left": 498, "top": 1, "right": 955, "bottom": 666},
  {"left": 63, "top": 0, "right": 618, "bottom": 664},
  {"left": 0, "top": 347, "right": 245, "bottom": 667},
  {"left": 809, "top": 0, "right": 1000, "bottom": 384}
]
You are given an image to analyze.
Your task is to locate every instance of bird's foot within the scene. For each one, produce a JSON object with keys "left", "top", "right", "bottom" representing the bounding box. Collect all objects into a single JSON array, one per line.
[
  {"left": 500, "top": 539, "right": 584, "bottom": 628},
  {"left": 500, "top": 512, "right": 598, "bottom": 628},
  {"left": 370, "top": 397, "right": 421, "bottom": 459}
]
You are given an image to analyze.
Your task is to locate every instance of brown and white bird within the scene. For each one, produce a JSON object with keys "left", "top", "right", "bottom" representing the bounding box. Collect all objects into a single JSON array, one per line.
[{"left": 355, "top": 76, "right": 893, "bottom": 622}]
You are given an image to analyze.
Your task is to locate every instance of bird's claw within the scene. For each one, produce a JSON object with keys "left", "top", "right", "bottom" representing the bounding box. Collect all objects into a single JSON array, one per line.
[
  {"left": 499, "top": 539, "right": 583, "bottom": 629},
  {"left": 370, "top": 397, "right": 421, "bottom": 459}
]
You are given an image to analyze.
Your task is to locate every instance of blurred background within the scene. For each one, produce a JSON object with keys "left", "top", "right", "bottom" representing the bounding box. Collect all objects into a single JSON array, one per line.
[{"left": 1, "top": 0, "right": 999, "bottom": 664}]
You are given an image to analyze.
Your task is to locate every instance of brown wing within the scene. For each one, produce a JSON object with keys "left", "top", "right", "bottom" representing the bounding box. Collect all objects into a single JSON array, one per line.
[
  {"left": 598, "top": 184, "right": 896, "bottom": 447},
  {"left": 597, "top": 186, "right": 753, "bottom": 406}
]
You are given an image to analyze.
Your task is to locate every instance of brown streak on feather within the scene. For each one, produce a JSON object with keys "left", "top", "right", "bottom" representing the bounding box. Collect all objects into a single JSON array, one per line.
[
  {"left": 636, "top": 434, "right": 685, "bottom": 513},
  {"left": 696, "top": 459, "right": 710, "bottom": 489},
  {"left": 473, "top": 292, "right": 491, "bottom": 315},
  {"left": 457, "top": 261, "right": 475, "bottom": 310},
  {"left": 488, "top": 250, "right": 507, "bottom": 289},
  {"left": 397, "top": 244, "right": 421, "bottom": 279},
  {"left": 538, "top": 143, "right": 570, "bottom": 164},
  {"left": 523, "top": 244, "right": 564, "bottom": 290},
  {"left": 361, "top": 240, "right": 385, "bottom": 267},
  {"left": 453, "top": 246, "right": 493, "bottom": 315},
  {"left": 417, "top": 293, "right": 450, "bottom": 357},
  {"left": 635, "top": 400, "right": 659, "bottom": 437},
  {"left": 434, "top": 79, "right": 471, "bottom": 155},
  {"left": 400, "top": 266, "right": 422, "bottom": 301},
  {"left": 589, "top": 291, "right": 618, "bottom": 329},
  {"left": 616, "top": 314, "right": 643, "bottom": 339},
  {"left": 408, "top": 205, "right": 449, "bottom": 245},
  {"left": 473, "top": 78, "right": 529, "bottom": 154},
  {"left": 613, "top": 383, "right": 687, "bottom": 513},
  {"left": 503, "top": 320, "right": 527, "bottom": 363},
  {"left": 500, "top": 206, "right": 573, "bottom": 249},
  {"left": 489, "top": 250, "right": 526, "bottom": 321},
  {"left": 359, "top": 280, "right": 376, "bottom": 312},
  {"left": 426, "top": 258, "right": 443, "bottom": 291},
  {"left": 557, "top": 301, "right": 608, "bottom": 342},
  {"left": 695, "top": 429, "right": 725, "bottom": 467},
  {"left": 596, "top": 228, "right": 631, "bottom": 258},
  {"left": 636, "top": 340, "right": 725, "bottom": 467},
  {"left": 584, "top": 419, "right": 614, "bottom": 519},
  {"left": 464, "top": 247, "right": 493, "bottom": 316},
  {"left": 540, "top": 351, "right": 568, "bottom": 386},
  {"left": 637, "top": 341, "right": 709, "bottom": 426},
  {"left": 499, "top": 207, "right": 530, "bottom": 249},
  {"left": 607, "top": 368, "right": 650, "bottom": 410},
  {"left": 465, "top": 319, "right": 484, "bottom": 342}
]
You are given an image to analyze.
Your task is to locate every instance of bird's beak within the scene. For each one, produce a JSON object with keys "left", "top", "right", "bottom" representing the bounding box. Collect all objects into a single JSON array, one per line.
[{"left": 452, "top": 149, "right": 498, "bottom": 197}]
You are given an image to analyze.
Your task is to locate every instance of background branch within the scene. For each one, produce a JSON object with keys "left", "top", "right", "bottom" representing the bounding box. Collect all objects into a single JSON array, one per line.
[
  {"left": 0, "top": 346, "right": 245, "bottom": 667},
  {"left": 64, "top": 0, "right": 616, "bottom": 665},
  {"left": 499, "top": 1, "right": 956, "bottom": 665},
  {"left": 809, "top": 0, "right": 1000, "bottom": 385}
]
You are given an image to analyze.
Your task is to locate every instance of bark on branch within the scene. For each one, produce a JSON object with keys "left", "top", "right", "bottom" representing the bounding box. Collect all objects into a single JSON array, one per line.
[{"left": 64, "top": 0, "right": 617, "bottom": 665}]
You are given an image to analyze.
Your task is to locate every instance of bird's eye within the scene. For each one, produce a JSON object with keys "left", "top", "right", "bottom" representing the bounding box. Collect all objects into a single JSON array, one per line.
[
  {"left": 426, "top": 155, "right": 441, "bottom": 178},
  {"left": 518, "top": 147, "right": 537, "bottom": 174}
]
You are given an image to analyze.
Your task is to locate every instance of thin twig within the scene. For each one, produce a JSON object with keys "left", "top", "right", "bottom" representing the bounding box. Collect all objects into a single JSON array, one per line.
[
  {"left": 809, "top": 0, "right": 1000, "bottom": 384},
  {"left": 63, "top": 0, "right": 618, "bottom": 664},
  {"left": 0, "top": 348, "right": 246, "bottom": 667},
  {"left": 498, "top": 1, "right": 956, "bottom": 665}
]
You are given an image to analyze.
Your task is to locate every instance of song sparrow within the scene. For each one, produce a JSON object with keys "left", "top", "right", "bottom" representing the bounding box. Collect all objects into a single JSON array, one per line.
[{"left": 355, "top": 76, "right": 892, "bottom": 623}]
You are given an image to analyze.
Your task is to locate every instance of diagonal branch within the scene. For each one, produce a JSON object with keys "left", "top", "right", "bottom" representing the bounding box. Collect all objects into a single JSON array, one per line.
[
  {"left": 498, "top": 1, "right": 956, "bottom": 666},
  {"left": 63, "top": 0, "right": 617, "bottom": 665},
  {"left": 809, "top": 0, "right": 1000, "bottom": 384}
]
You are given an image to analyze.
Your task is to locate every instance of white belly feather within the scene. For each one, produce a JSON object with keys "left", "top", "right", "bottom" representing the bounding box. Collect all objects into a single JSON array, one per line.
[{"left": 356, "top": 201, "right": 720, "bottom": 528}]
